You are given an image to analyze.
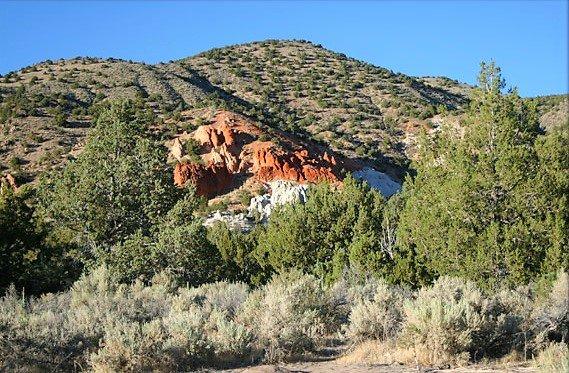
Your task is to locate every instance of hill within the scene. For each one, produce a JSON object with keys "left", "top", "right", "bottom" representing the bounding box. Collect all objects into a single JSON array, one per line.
[{"left": 0, "top": 40, "right": 566, "bottom": 188}]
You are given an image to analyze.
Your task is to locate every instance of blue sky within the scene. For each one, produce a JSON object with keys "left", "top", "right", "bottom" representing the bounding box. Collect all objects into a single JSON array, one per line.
[{"left": 0, "top": 1, "right": 567, "bottom": 97}]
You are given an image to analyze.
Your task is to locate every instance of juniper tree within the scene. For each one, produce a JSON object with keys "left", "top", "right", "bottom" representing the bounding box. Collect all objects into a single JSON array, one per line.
[{"left": 397, "top": 62, "right": 568, "bottom": 288}]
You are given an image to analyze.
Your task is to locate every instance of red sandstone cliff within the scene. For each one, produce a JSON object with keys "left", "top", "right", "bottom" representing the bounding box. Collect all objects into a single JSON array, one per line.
[{"left": 171, "top": 111, "right": 342, "bottom": 197}]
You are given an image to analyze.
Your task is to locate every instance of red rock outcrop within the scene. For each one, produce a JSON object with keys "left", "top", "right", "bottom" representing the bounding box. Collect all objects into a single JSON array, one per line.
[
  {"left": 171, "top": 111, "right": 342, "bottom": 197},
  {"left": 174, "top": 161, "right": 233, "bottom": 197},
  {"left": 245, "top": 142, "right": 338, "bottom": 183}
]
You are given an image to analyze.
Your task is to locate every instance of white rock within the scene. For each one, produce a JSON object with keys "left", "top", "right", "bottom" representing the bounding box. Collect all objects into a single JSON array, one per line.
[
  {"left": 247, "top": 180, "right": 308, "bottom": 222},
  {"left": 269, "top": 180, "right": 308, "bottom": 206},
  {"left": 203, "top": 210, "right": 255, "bottom": 232},
  {"left": 353, "top": 168, "right": 401, "bottom": 197}
]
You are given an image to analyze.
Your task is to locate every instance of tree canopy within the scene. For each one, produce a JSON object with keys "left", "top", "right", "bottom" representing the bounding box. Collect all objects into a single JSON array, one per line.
[
  {"left": 254, "top": 176, "right": 391, "bottom": 283},
  {"left": 397, "top": 62, "right": 568, "bottom": 288}
]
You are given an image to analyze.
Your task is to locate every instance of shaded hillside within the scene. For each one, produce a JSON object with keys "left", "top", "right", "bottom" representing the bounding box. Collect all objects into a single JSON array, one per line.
[{"left": 529, "top": 94, "right": 569, "bottom": 131}]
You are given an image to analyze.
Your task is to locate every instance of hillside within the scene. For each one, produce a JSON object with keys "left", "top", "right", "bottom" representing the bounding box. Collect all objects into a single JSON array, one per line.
[
  {"left": 530, "top": 94, "right": 569, "bottom": 131},
  {"left": 1, "top": 40, "right": 566, "bottom": 188},
  {"left": 181, "top": 40, "right": 472, "bottom": 164},
  {"left": 0, "top": 57, "right": 242, "bottom": 183}
]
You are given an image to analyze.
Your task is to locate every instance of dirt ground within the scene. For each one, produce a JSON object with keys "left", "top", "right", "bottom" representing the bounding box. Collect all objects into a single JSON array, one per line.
[{"left": 217, "top": 360, "right": 536, "bottom": 373}]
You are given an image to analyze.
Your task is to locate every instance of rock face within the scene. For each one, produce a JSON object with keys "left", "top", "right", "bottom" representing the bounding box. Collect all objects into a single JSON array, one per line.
[
  {"left": 248, "top": 180, "right": 308, "bottom": 221},
  {"left": 171, "top": 111, "right": 341, "bottom": 197},
  {"left": 203, "top": 210, "right": 255, "bottom": 232},
  {"left": 174, "top": 162, "right": 233, "bottom": 197},
  {"left": 353, "top": 168, "right": 401, "bottom": 197},
  {"left": 204, "top": 180, "right": 309, "bottom": 231},
  {"left": 248, "top": 143, "right": 338, "bottom": 183}
]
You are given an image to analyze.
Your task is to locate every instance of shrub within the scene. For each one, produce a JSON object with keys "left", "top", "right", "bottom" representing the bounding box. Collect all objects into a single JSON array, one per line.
[
  {"left": 0, "top": 287, "right": 97, "bottom": 371},
  {"left": 89, "top": 319, "right": 172, "bottom": 372},
  {"left": 205, "top": 308, "right": 254, "bottom": 364},
  {"left": 531, "top": 271, "right": 569, "bottom": 349},
  {"left": 238, "top": 270, "right": 330, "bottom": 362},
  {"left": 532, "top": 342, "right": 569, "bottom": 373},
  {"left": 400, "top": 277, "right": 498, "bottom": 367},
  {"left": 180, "top": 281, "right": 249, "bottom": 317},
  {"left": 160, "top": 305, "right": 211, "bottom": 367},
  {"left": 1, "top": 266, "right": 563, "bottom": 370},
  {"left": 346, "top": 280, "right": 407, "bottom": 342}
]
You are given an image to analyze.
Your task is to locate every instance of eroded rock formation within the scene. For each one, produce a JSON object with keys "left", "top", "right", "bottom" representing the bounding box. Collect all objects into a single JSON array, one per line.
[
  {"left": 171, "top": 111, "right": 342, "bottom": 197},
  {"left": 174, "top": 161, "right": 233, "bottom": 197},
  {"left": 203, "top": 180, "right": 310, "bottom": 231}
]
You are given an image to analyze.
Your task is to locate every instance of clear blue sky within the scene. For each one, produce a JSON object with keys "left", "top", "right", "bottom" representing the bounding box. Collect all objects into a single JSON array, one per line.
[{"left": 0, "top": 1, "right": 567, "bottom": 97}]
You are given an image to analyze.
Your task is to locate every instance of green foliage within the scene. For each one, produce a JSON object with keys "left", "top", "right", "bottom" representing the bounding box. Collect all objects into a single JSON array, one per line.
[
  {"left": 207, "top": 222, "right": 264, "bottom": 284},
  {"left": 0, "top": 86, "right": 37, "bottom": 123},
  {"left": 150, "top": 195, "right": 221, "bottom": 285},
  {"left": 35, "top": 100, "right": 227, "bottom": 285},
  {"left": 397, "top": 62, "right": 569, "bottom": 288},
  {"left": 50, "top": 107, "right": 67, "bottom": 126},
  {"left": 37, "top": 100, "right": 182, "bottom": 254},
  {"left": 0, "top": 185, "right": 78, "bottom": 294},
  {"left": 254, "top": 176, "right": 389, "bottom": 283},
  {"left": 183, "top": 137, "right": 203, "bottom": 163}
]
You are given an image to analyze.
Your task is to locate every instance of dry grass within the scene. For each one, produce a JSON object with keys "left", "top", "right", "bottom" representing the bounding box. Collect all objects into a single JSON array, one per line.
[
  {"left": 339, "top": 340, "right": 421, "bottom": 366},
  {"left": 532, "top": 342, "right": 569, "bottom": 373}
]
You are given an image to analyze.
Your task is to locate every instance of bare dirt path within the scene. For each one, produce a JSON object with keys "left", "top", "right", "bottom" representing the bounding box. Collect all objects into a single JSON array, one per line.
[{"left": 218, "top": 361, "right": 536, "bottom": 373}]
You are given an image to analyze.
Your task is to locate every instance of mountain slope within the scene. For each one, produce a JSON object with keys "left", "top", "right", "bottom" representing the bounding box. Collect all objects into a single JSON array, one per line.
[
  {"left": 1, "top": 39, "right": 566, "bottom": 188},
  {"left": 181, "top": 40, "right": 471, "bottom": 164}
]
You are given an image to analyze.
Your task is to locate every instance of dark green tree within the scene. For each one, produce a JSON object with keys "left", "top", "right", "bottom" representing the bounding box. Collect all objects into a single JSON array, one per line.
[
  {"left": 0, "top": 185, "right": 78, "bottom": 294},
  {"left": 207, "top": 222, "right": 264, "bottom": 284},
  {"left": 103, "top": 193, "right": 222, "bottom": 285},
  {"left": 254, "top": 176, "right": 389, "bottom": 283},
  {"left": 37, "top": 100, "right": 183, "bottom": 261},
  {"left": 397, "top": 62, "right": 568, "bottom": 288}
]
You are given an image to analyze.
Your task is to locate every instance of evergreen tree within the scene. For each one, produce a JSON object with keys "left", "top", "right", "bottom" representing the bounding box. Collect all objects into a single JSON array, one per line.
[
  {"left": 103, "top": 193, "right": 221, "bottom": 285},
  {"left": 254, "top": 176, "right": 390, "bottom": 283},
  {"left": 206, "top": 222, "right": 264, "bottom": 283},
  {"left": 397, "top": 62, "right": 568, "bottom": 288},
  {"left": 0, "top": 185, "right": 78, "bottom": 294},
  {"left": 37, "top": 100, "right": 183, "bottom": 260}
]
